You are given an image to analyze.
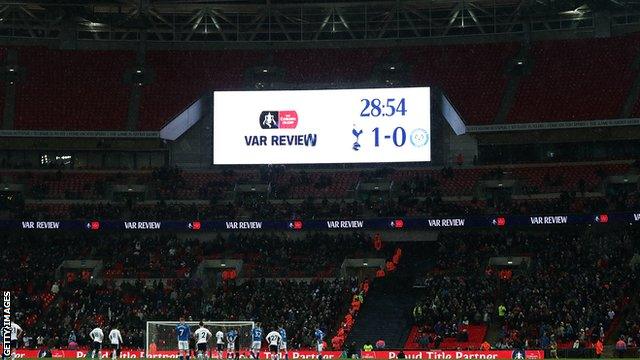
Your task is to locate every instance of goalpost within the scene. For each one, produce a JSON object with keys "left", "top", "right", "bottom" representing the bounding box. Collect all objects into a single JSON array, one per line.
[{"left": 146, "top": 321, "right": 255, "bottom": 356}]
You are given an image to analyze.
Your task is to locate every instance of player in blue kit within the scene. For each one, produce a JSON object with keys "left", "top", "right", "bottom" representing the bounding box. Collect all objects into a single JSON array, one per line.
[
  {"left": 314, "top": 328, "right": 325, "bottom": 360},
  {"left": 176, "top": 317, "right": 191, "bottom": 360},
  {"left": 278, "top": 327, "right": 288, "bottom": 360},
  {"left": 250, "top": 325, "right": 263, "bottom": 359}
]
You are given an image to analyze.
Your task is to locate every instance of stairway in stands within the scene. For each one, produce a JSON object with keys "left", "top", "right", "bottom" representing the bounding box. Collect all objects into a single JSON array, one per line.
[{"left": 346, "top": 275, "right": 418, "bottom": 348}]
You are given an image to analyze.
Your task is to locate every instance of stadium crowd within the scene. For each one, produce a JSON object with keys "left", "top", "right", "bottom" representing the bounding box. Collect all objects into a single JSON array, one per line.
[
  {"left": 499, "top": 231, "right": 636, "bottom": 349},
  {"left": 4, "top": 226, "right": 640, "bottom": 354},
  {"left": 2, "top": 231, "right": 386, "bottom": 350},
  {"left": 411, "top": 229, "right": 640, "bottom": 351},
  {"left": 620, "top": 308, "right": 640, "bottom": 350},
  {"left": 17, "top": 277, "right": 359, "bottom": 350}
]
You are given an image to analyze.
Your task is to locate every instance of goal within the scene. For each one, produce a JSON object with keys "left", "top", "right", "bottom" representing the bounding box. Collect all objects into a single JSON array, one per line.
[{"left": 146, "top": 321, "right": 255, "bottom": 356}]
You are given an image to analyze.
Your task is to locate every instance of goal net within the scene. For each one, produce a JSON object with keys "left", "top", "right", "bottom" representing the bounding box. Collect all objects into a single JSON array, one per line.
[{"left": 146, "top": 321, "right": 254, "bottom": 356}]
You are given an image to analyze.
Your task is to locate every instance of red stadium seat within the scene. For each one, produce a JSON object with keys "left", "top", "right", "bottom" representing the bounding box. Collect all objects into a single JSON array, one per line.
[
  {"left": 508, "top": 35, "right": 640, "bottom": 123},
  {"left": 8, "top": 36, "right": 639, "bottom": 130},
  {"left": 15, "top": 47, "right": 134, "bottom": 130}
]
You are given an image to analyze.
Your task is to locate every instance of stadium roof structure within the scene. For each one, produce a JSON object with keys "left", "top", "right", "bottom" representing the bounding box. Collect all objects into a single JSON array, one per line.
[{"left": 0, "top": 0, "right": 639, "bottom": 45}]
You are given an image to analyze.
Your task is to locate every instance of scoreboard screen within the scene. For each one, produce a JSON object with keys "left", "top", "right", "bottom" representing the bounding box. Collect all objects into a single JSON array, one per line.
[{"left": 212, "top": 87, "right": 431, "bottom": 165}]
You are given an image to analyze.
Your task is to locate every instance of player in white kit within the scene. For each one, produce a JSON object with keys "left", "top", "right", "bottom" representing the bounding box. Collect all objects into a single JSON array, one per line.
[
  {"left": 108, "top": 326, "right": 123, "bottom": 359},
  {"left": 89, "top": 326, "right": 104, "bottom": 359},
  {"left": 9, "top": 322, "right": 23, "bottom": 360},
  {"left": 194, "top": 322, "right": 212, "bottom": 360},
  {"left": 214, "top": 330, "right": 225, "bottom": 360},
  {"left": 265, "top": 330, "right": 282, "bottom": 360}
]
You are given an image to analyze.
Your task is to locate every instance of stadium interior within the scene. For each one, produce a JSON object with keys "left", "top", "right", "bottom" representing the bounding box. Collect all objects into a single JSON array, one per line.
[{"left": 1, "top": 0, "right": 640, "bottom": 359}]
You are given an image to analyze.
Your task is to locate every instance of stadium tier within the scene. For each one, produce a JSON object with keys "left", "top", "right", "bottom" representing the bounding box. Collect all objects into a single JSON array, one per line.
[
  {"left": 3, "top": 228, "right": 637, "bottom": 355},
  {"left": 139, "top": 50, "right": 259, "bottom": 131},
  {"left": 405, "top": 42, "right": 519, "bottom": 125},
  {"left": 1, "top": 232, "right": 397, "bottom": 350},
  {"left": 507, "top": 36, "right": 640, "bottom": 123},
  {"left": 1, "top": 34, "right": 639, "bottom": 130},
  {"left": 14, "top": 48, "right": 134, "bottom": 130},
  {"left": 406, "top": 230, "right": 639, "bottom": 351},
  {"left": 0, "top": 161, "right": 635, "bottom": 221}
]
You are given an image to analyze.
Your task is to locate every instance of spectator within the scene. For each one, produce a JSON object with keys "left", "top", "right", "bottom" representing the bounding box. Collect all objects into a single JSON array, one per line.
[
  {"left": 480, "top": 341, "right": 491, "bottom": 351},
  {"left": 67, "top": 331, "right": 76, "bottom": 347},
  {"left": 434, "top": 334, "right": 442, "bottom": 349},
  {"left": 37, "top": 341, "right": 53, "bottom": 358},
  {"left": 595, "top": 338, "right": 603, "bottom": 358},
  {"left": 459, "top": 328, "right": 469, "bottom": 342},
  {"left": 373, "top": 234, "right": 382, "bottom": 251},
  {"left": 413, "top": 304, "right": 423, "bottom": 323},
  {"left": 363, "top": 341, "right": 373, "bottom": 352},
  {"left": 23, "top": 335, "right": 32, "bottom": 349},
  {"left": 345, "top": 342, "right": 358, "bottom": 359},
  {"left": 418, "top": 333, "right": 429, "bottom": 349},
  {"left": 375, "top": 338, "right": 385, "bottom": 349},
  {"left": 397, "top": 350, "right": 406, "bottom": 359},
  {"left": 540, "top": 333, "right": 550, "bottom": 349},
  {"left": 498, "top": 304, "right": 506, "bottom": 323},
  {"left": 631, "top": 253, "right": 640, "bottom": 271},
  {"left": 616, "top": 336, "right": 627, "bottom": 358},
  {"left": 331, "top": 334, "right": 344, "bottom": 351},
  {"left": 550, "top": 339, "right": 558, "bottom": 359}
]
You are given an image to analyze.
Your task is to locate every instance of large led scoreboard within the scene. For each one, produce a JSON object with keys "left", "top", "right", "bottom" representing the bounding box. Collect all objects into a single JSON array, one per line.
[{"left": 212, "top": 87, "right": 431, "bottom": 165}]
